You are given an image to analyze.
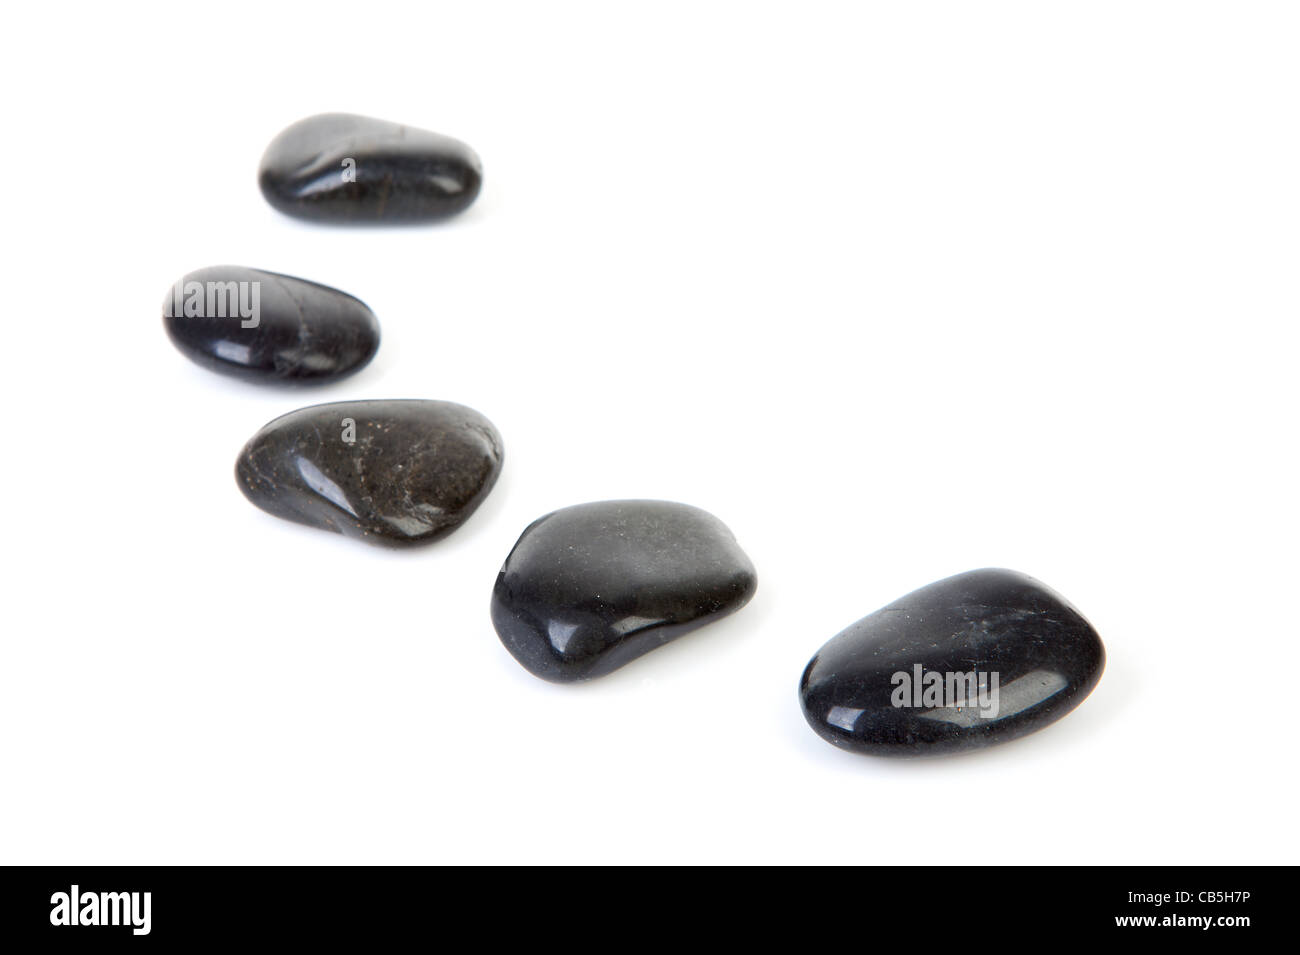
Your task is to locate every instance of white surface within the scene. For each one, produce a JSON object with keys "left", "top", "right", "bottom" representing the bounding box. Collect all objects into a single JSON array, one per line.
[{"left": 2, "top": 1, "right": 1296, "bottom": 865}]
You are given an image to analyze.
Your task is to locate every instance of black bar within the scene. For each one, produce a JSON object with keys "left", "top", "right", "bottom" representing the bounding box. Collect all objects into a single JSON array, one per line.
[{"left": 0, "top": 866, "right": 1284, "bottom": 944}]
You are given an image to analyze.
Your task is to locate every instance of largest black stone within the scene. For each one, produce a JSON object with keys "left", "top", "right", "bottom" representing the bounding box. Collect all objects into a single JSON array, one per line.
[
  {"left": 236, "top": 400, "right": 502, "bottom": 547},
  {"left": 800, "top": 569, "right": 1105, "bottom": 757},
  {"left": 258, "top": 113, "right": 482, "bottom": 224},
  {"left": 491, "top": 500, "right": 758, "bottom": 682}
]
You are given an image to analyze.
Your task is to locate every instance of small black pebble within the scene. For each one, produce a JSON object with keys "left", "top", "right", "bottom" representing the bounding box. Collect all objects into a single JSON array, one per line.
[
  {"left": 491, "top": 500, "right": 757, "bottom": 682},
  {"left": 163, "top": 265, "right": 379, "bottom": 385},
  {"left": 259, "top": 112, "right": 482, "bottom": 224},
  {"left": 236, "top": 399, "right": 503, "bottom": 547}
]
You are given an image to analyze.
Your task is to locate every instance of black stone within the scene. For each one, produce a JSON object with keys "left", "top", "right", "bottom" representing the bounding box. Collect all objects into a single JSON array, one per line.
[
  {"left": 491, "top": 500, "right": 757, "bottom": 683},
  {"left": 799, "top": 569, "right": 1105, "bottom": 758},
  {"left": 163, "top": 266, "right": 379, "bottom": 385},
  {"left": 258, "top": 113, "right": 482, "bottom": 224},
  {"left": 236, "top": 400, "right": 502, "bottom": 547}
]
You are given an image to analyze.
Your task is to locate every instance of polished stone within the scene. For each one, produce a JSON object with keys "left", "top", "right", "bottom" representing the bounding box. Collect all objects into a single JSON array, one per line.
[
  {"left": 236, "top": 400, "right": 502, "bottom": 547},
  {"left": 259, "top": 113, "right": 482, "bottom": 223},
  {"left": 800, "top": 569, "right": 1105, "bottom": 757},
  {"left": 163, "top": 265, "right": 379, "bottom": 385},
  {"left": 491, "top": 500, "right": 757, "bottom": 682}
]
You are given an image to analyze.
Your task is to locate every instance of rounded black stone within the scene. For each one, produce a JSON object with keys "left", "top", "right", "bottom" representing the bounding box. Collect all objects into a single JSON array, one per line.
[
  {"left": 799, "top": 569, "right": 1105, "bottom": 758},
  {"left": 162, "top": 265, "right": 379, "bottom": 385},
  {"left": 258, "top": 113, "right": 482, "bottom": 224},
  {"left": 236, "top": 400, "right": 503, "bottom": 547},
  {"left": 491, "top": 500, "right": 758, "bottom": 683}
]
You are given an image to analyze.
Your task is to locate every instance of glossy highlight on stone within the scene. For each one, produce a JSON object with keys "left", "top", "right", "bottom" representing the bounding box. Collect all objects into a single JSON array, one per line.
[
  {"left": 799, "top": 569, "right": 1105, "bottom": 758},
  {"left": 236, "top": 400, "right": 502, "bottom": 547},
  {"left": 491, "top": 500, "right": 757, "bottom": 683},
  {"left": 162, "top": 266, "right": 379, "bottom": 385},
  {"left": 258, "top": 113, "right": 482, "bottom": 224}
]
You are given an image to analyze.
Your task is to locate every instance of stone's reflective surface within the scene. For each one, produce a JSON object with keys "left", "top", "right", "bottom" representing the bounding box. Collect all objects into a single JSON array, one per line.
[
  {"left": 162, "top": 265, "right": 379, "bottom": 385},
  {"left": 259, "top": 113, "right": 482, "bottom": 224},
  {"left": 800, "top": 569, "right": 1105, "bottom": 758},
  {"left": 492, "top": 500, "right": 757, "bottom": 683},
  {"left": 236, "top": 400, "right": 502, "bottom": 547}
]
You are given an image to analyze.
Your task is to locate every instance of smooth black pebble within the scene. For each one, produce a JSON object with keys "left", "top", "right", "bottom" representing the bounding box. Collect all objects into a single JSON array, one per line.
[
  {"left": 800, "top": 569, "right": 1105, "bottom": 758},
  {"left": 236, "top": 400, "right": 502, "bottom": 547},
  {"left": 491, "top": 500, "right": 757, "bottom": 683},
  {"left": 258, "top": 113, "right": 482, "bottom": 224},
  {"left": 162, "top": 265, "right": 379, "bottom": 385}
]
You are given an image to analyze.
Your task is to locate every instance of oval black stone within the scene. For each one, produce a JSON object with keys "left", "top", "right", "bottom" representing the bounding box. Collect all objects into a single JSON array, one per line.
[
  {"left": 162, "top": 265, "right": 379, "bottom": 385},
  {"left": 491, "top": 500, "right": 757, "bottom": 683},
  {"left": 258, "top": 113, "right": 482, "bottom": 224},
  {"left": 799, "top": 569, "right": 1105, "bottom": 757},
  {"left": 236, "top": 400, "right": 503, "bottom": 547}
]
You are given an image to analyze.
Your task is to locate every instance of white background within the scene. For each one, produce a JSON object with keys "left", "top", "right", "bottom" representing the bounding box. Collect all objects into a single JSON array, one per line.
[{"left": 2, "top": 2, "right": 1296, "bottom": 865}]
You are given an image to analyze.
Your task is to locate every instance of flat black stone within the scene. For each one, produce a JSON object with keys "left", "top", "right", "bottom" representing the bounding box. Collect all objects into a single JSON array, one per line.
[
  {"left": 258, "top": 113, "right": 482, "bottom": 224},
  {"left": 800, "top": 569, "right": 1105, "bottom": 758},
  {"left": 236, "top": 400, "right": 502, "bottom": 547},
  {"left": 491, "top": 500, "right": 757, "bottom": 683},
  {"left": 163, "top": 266, "right": 379, "bottom": 385}
]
